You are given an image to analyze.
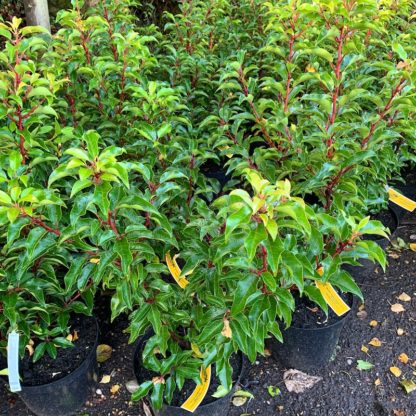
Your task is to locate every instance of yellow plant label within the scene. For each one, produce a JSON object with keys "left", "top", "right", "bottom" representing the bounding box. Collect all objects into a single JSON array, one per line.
[
  {"left": 181, "top": 365, "right": 212, "bottom": 413},
  {"left": 316, "top": 281, "right": 351, "bottom": 317},
  {"left": 166, "top": 252, "right": 189, "bottom": 289},
  {"left": 387, "top": 187, "right": 416, "bottom": 212}
]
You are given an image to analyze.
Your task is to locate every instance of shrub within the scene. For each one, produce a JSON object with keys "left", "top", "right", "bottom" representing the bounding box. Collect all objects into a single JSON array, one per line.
[
  {"left": 129, "top": 169, "right": 387, "bottom": 409},
  {"left": 0, "top": 19, "right": 98, "bottom": 359},
  {"left": 0, "top": 0, "right": 410, "bottom": 410},
  {"left": 202, "top": 0, "right": 415, "bottom": 214}
]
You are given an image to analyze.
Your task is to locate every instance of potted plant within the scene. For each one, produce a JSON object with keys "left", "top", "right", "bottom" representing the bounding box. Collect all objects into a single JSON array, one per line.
[
  {"left": 0, "top": 150, "right": 100, "bottom": 416},
  {"left": 110, "top": 168, "right": 384, "bottom": 413},
  {"left": 0, "top": 16, "right": 126, "bottom": 415},
  {"left": 203, "top": 0, "right": 414, "bottom": 228},
  {"left": 213, "top": 169, "right": 387, "bottom": 371}
]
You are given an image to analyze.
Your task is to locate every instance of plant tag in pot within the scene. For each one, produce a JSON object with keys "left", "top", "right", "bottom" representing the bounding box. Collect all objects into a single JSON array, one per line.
[
  {"left": 181, "top": 365, "right": 212, "bottom": 413},
  {"left": 7, "top": 331, "right": 21, "bottom": 392},
  {"left": 166, "top": 252, "right": 190, "bottom": 289},
  {"left": 316, "top": 281, "right": 350, "bottom": 317},
  {"left": 387, "top": 187, "right": 416, "bottom": 212}
]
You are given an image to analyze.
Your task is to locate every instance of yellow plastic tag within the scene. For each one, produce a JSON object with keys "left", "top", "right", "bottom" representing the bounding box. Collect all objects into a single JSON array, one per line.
[
  {"left": 316, "top": 281, "right": 351, "bottom": 317},
  {"left": 181, "top": 365, "right": 212, "bottom": 413},
  {"left": 387, "top": 187, "right": 416, "bottom": 212},
  {"left": 166, "top": 252, "right": 189, "bottom": 289}
]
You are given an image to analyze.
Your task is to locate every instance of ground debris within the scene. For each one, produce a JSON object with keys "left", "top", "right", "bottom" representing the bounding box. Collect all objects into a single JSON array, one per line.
[{"left": 283, "top": 369, "right": 322, "bottom": 393}]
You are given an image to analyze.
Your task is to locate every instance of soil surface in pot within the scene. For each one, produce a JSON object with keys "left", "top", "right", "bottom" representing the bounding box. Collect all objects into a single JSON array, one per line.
[
  {"left": 290, "top": 292, "right": 352, "bottom": 329},
  {"left": 136, "top": 350, "right": 242, "bottom": 407},
  {"left": 372, "top": 209, "right": 397, "bottom": 231},
  {"left": 3, "top": 221, "right": 416, "bottom": 415},
  {"left": 20, "top": 315, "right": 97, "bottom": 386}
]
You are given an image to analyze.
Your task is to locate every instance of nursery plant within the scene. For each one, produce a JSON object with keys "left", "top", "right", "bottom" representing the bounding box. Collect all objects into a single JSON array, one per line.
[
  {"left": 202, "top": 0, "right": 415, "bottom": 216},
  {"left": 0, "top": 1, "right": 413, "bottom": 415},
  {"left": 0, "top": 1, "right": 196, "bottom": 364},
  {"left": 127, "top": 169, "right": 387, "bottom": 410}
]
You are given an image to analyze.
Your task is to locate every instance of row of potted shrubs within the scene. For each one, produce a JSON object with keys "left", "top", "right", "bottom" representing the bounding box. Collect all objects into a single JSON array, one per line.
[{"left": 0, "top": 0, "right": 415, "bottom": 415}]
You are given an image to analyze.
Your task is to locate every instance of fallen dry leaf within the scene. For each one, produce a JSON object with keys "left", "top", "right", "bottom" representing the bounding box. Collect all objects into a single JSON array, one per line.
[
  {"left": 398, "top": 353, "right": 409, "bottom": 364},
  {"left": 397, "top": 328, "right": 405, "bottom": 336},
  {"left": 26, "top": 341, "right": 34, "bottom": 357},
  {"left": 283, "top": 369, "right": 322, "bottom": 393},
  {"left": 400, "top": 380, "right": 416, "bottom": 394},
  {"left": 369, "top": 338, "right": 382, "bottom": 347},
  {"left": 110, "top": 384, "right": 120, "bottom": 394},
  {"left": 357, "top": 310, "right": 368, "bottom": 320},
  {"left": 393, "top": 410, "right": 407, "bottom": 416},
  {"left": 369, "top": 320, "right": 378, "bottom": 327},
  {"left": 264, "top": 348, "right": 272, "bottom": 358},
  {"left": 100, "top": 375, "right": 111, "bottom": 384},
  {"left": 361, "top": 345, "right": 369, "bottom": 353},
  {"left": 232, "top": 396, "right": 248, "bottom": 407},
  {"left": 390, "top": 366, "right": 402, "bottom": 377},
  {"left": 221, "top": 318, "right": 232, "bottom": 339},
  {"left": 398, "top": 292, "right": 411, "bottom": 302},
  {"left": 96, "top": 344, "right": 113, "bottom": 363},
  {"left": 391, "top": 303, "right": 405, "bottom": 313},
  {"left": 66, "top": 331, "right": 79, "bottom": 342},
  {"left": 412, "top": 361, "right": 416, "bottom": 368},
  {"left": 375, "top": 378, "right": 381, "bottom": 387}
]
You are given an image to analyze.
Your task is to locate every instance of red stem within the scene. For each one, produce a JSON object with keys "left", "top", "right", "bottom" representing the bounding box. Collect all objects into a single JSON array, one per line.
[
  {"left": 361, "top": 78, "right": 406, "bottom": 148},
  {"left": 107, "top": 210, "right": 120, "bottom": 238},
  {"left": 31, "top": 216, "right": 61, "bottom": 236},
  {"left": 65, "top": 279, "right": 93, "bottom": 306},
  {"left": 103, "top": 5, "right": 118, "bottom": 60},
  {"left": 283, "top": 35, "right": 295, "bottom": 113},
  {"left": 323, "top": 165, "right": 354, "bottom": 210},
  {"left": 325, "top": 27, "right": 346, "bottom": 158}
]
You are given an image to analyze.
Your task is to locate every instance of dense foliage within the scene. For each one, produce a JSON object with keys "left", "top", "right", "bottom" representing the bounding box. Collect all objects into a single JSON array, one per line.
[{"left": 0, "top": 0, "right": 415, "bottom": 411}]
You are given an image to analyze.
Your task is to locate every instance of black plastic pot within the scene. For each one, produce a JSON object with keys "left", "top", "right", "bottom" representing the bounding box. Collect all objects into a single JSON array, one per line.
[
  {"left": 18, "top": 317, "right": 99, "bottom": 416},
  {"left": 343, "top": 207, "right": 398, "bottom": 282},
  {"left": 388, "top": 184, "right": 416, "bottom": 225},
  {"left": 200, "top": 160, "right": 232, "bottom": 191},
  {"left": 269, "top": 296, "right": 353, "bottom": 372},
  {"left": 133, "top": 333, "right": 246, "bottom": 416}
]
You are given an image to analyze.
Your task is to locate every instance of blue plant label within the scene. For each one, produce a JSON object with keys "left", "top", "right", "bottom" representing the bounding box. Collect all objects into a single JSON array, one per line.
[{"left": 7, "top": 331, "right": 21, "bottom": 392}]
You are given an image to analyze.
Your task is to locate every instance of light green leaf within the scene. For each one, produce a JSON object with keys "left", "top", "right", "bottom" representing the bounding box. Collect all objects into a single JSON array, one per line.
[{"left": 356, "top": 360, "right": 374, "bottom": 371}]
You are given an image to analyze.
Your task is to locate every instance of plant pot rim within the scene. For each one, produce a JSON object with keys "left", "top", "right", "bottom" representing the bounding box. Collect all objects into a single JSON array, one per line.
[
  {"left": 20, "top": 315, "right": 99, "bottom": 390},
  {"left": 283, "top": 293, "right": 355, "bottom": 332},
  {"left": 373, "top": 206, "right": 398, "bottom": 236}
]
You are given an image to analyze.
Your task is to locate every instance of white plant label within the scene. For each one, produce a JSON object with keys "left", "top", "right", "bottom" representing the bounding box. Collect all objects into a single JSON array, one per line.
[{"left": 7, "top": 331, "right": 21, "bottom": 392}]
